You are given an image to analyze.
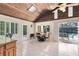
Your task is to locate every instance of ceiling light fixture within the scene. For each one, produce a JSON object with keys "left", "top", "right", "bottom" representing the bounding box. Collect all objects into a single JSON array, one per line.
[
  {"left": 58, "top": 3, "right": 79, "bottom": 12},
  {"left": 58, "top": 3, "right": 67, "bottom": 12}
]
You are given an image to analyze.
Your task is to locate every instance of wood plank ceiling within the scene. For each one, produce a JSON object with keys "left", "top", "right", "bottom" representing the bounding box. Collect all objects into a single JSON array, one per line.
[
  {"left": 0, "top": 3, "right": 58, "bottom": 21},
  {"left": 35, "top": 3, "right": 79, "bottom": 22}
]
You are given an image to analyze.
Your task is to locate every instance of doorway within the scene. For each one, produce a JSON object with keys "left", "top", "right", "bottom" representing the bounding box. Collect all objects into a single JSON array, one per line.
[
  {"left": 59, "top": 22, "right": 78, "bottom": 44},
  {"left": 58, "top": 22, "right": 78, "bottom": 56}
]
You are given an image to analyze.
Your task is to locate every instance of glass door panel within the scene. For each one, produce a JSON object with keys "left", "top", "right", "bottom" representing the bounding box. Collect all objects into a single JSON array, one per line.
[{"left": 59, "top": 22, "right": 78, "bottom": 43}]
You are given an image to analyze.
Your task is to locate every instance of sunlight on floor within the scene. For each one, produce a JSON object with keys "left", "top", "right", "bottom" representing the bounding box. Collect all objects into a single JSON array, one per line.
[{"left": 59, "top": 41, "right": 78, "bottom": 56}]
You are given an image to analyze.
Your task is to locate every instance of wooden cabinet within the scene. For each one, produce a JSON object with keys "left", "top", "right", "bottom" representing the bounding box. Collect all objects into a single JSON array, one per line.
[
  {"left": 0, "top": 40, "right": 16, "bottom": 56},
  {"left": 0, "top": 45, "right": 4, "bottom": 56},
  {"left": 6, "top": 48, "right": 16, "bottom": 56}
]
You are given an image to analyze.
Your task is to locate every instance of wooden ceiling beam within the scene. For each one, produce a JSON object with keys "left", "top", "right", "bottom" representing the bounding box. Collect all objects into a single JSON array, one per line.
[{"left": 0, "top": 4, "right": 35, "bottom": 21}]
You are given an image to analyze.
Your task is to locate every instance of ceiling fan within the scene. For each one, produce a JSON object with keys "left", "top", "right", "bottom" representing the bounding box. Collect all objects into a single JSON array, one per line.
[{"left": 58, "top": 3, "right": 79, "bottom": 12}]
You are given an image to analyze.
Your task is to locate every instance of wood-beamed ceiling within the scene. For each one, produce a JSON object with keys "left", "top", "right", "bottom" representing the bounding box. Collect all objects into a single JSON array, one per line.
[
  {"left": 0, "top": 3, "right": 78, "bottom": 22},
  {"left": 0, "top": 3, "right": 38, "bottom": 21},
  {"left": 0, "top": 3, "right": 58, "bottom": 22},
  {"left": 35, "top": 3, "right": 79, "bottom": 22},
  {"left": 0, "top": 4, "right": 33, "bottom": 21}
]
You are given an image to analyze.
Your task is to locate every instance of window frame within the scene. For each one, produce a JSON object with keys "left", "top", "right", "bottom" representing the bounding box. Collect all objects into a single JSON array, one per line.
[{"left": 23, "top": 25, "right": 27, "bottom": 36}]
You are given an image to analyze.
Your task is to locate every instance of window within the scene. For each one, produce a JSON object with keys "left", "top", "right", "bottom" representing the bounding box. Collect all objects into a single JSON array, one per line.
[
  {"left": 0, "top": 21, "right": 5, "bottom": 35},
  {"left": 43, "top": 25, "right": 50, "bottom": 33},
  {"left": 23, "top": 25, "right": 27, "bottom": 35},
  {"left": 0, "top": 21, "right": 18, "bottom": 35},
  {"left": 15, "top": 23, "right": 18, "bottom": 34},
  {"left": 46, "top": 25, "right": 50, "bottom": 32},
  {"left": 11, "top": 23, "right": 15, "bottom": 34},
  {"left": 68, "top": 6, "right": 73, "bottom": 17},
  {"left": 0, "top": 21, "right": 18, "bottom": 41},
  {"left": 59, "top": 22, "right": 78, "bottom": 37},
  {"left": 28, "top": 4, "right": 37, "bottom": 13},
  {"left": 0, "top": 22, "right": 1, "bottom": 35},
  {"left": 43, "top": 26, "right": 47, "bottom": 33},
  {"left": 6, "top": 22, "right": 10, "bottom": 34},
  {"left": 38, "top": 26, "right": 41, "bottom": 32},
  {"left": 11, "top": 23, "right": 18, "bottom": 34}
]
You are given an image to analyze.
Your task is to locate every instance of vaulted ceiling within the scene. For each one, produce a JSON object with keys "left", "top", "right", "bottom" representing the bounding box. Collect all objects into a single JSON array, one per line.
[
  {"left": 0, "top": 3, "right": 59, "bottom": 21},
  {"left": 0, "top": 3, "right": 78, "bottom": 22}
]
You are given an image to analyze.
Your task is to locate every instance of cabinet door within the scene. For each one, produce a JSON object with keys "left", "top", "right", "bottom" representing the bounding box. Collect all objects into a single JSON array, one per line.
[
  {"left": 0, "top": 47, "right": 4, "bottom": 56},
  {"left": 6, "top": 48, "right": 16, "bottom": 56}
]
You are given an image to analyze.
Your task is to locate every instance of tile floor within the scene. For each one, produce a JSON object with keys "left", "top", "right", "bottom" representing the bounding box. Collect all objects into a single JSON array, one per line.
[
  {"left": 16, "top": 39, "right": 78, "bottom": 56},
  {"left": 59, "top": 41, "right": 78, "bottom": 56}
]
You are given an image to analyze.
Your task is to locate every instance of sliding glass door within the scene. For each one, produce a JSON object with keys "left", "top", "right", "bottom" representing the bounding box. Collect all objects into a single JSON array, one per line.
[{"left": 59, "top": 22, "right": 78, "bottom": 43}]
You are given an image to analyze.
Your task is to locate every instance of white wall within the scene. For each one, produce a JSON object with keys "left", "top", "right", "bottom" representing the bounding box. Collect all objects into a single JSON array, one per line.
[
  {"left": 35, "top": 21, "right": 54, "bottom": 41},
  {"left": 35, "top": 21, "right": 53, "bottom": 33},
  {"left": 0, "top": 14, "right": 35, "bottom": 55},
  {"left": 0, "top": 14, "right": 34, "bottom": 41},
  {"left": 35, "top": 17, "right": 79, "bottom": 42},
  {"left": 1, "top": 14, "right": 79, "bottom": 55}
]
